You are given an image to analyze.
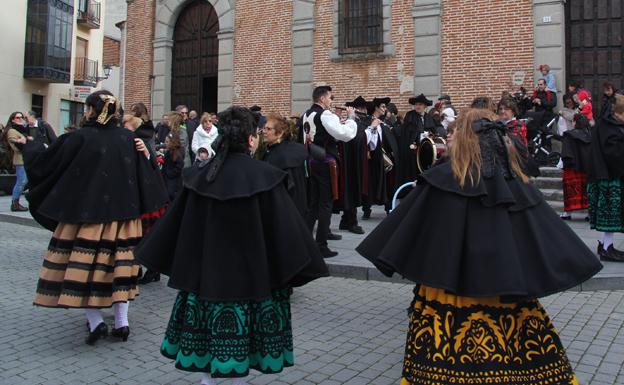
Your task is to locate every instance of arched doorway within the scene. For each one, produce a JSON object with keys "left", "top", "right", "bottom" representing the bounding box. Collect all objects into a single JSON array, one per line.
[
  {"left": 172, "top": 0, "right": 219, "bottom": 113},
  {"left": 565, "top": 0, "right": 623, "bottom": 116}
]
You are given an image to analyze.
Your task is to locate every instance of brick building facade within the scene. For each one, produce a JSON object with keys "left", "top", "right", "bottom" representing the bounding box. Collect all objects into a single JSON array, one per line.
[{"left": 121, "top": 0, "right": 622, "bottom": 118}]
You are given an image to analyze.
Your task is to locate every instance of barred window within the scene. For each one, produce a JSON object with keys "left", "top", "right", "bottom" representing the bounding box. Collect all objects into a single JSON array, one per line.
[{"left": 339, "top": 0, "right": 383, "bottom": 54}]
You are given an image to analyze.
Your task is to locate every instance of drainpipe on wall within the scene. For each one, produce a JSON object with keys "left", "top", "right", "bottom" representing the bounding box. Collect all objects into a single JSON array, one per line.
[{"left": 149, "top": 75, "right": 155, "bottom": 116}]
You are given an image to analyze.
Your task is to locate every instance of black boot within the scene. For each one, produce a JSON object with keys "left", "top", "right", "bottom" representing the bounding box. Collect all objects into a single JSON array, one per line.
[
  {"left": 601, "top": 244, "right": 624, "bottom": 262},
  {"left": 138, "top": 270, "right": 160, "bottom": 284},
  {"left": 85, "top": 322, "right": 108, "bottom": 345}
]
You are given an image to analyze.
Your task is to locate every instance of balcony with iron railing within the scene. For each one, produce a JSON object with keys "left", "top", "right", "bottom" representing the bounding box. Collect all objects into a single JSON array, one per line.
[
  {"left": 74, "top": 57, "right": 98, "bottom": 87},
  {"left": 77, "top": 0, "right": 100, "bottom": 29}
]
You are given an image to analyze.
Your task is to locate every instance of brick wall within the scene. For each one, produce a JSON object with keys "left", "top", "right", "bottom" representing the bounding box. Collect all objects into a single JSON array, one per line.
[
  {"left": 311, "top": 0, "right": 416, "bottom": 116},
  {"left": 231, "top": 0, "right": 293, "bottom": 115},
  {"left": 124, "top": 0, "right": 154, "bottom": 113},
  {"left": 441, "top": 0, "right": 535, "bottom": 108},
  {"left": 103, "top": 36, "right": 120, "bottom": 67}
]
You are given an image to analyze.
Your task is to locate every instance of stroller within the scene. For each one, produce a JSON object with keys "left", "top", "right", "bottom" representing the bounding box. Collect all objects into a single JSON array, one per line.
[{"left": 524, "top": 112, "right": 561, "bottom": 167}]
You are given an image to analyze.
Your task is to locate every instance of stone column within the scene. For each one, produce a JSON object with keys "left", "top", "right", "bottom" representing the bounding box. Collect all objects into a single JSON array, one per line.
[
  {"left": 412, "top": 0, "right": 442, "bottom": 100},
  {"left": 533, "top": 0, "right": 566, "bottom": 94},
  {"left": 291, "top": 0, "right": 315, "bottom": 114}
]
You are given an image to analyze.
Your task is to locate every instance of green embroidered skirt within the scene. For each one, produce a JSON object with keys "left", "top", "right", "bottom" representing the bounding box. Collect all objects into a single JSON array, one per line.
[
  {"left": 588, "top": 179, "right": 624, "bottom": 232},
  {"left": 161, "top": 288, "right": 294, "bottom": 378}
]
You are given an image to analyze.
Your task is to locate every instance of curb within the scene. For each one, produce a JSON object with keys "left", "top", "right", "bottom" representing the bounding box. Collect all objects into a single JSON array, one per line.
[{"left": 1, "top": 214, "right": 622, "bottom": 292}]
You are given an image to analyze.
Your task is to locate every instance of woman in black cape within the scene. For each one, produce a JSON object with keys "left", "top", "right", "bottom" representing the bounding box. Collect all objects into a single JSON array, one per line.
[
  {"left": 357, "top": 108, "right": 601, "bottom": 385},
  {"left": 261, "top": 112, "right": 308, "bottom": 218},
  {"left": 24, "top": 90, "right": 168, "bottom": 345},
  {"left": 134, "top": 106, "right": 328, "bottom": 385},
  {"left": 560, "top": 114, "right": 592, "bottom": 220}
]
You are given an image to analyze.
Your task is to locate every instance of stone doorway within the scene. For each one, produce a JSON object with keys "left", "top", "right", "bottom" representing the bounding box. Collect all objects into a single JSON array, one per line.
[{"left": 171, "top": 0, "right": 219, "bottom": 113}]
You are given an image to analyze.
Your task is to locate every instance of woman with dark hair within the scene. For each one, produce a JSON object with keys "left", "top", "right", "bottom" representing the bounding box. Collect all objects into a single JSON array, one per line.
[
  {"left": 261, "top": 112, "right": 308, "bottom": 218},
  {"left": 134, "top": 106, "right": 328, "bottom": 385},
  {"left": 2, "top": 112, "right": 32, "bottom": 211},
  {"left": 560, "top": 114, "right": 592, "bottom": 220},
  {"left": 357, "top": 108, "right": 601, "bottom": 385},
  {"left": 601, "top": 82, "right": 621, "bottom": 118},
  {"left": 130, "top": 102, "right": 156, "bottom": 151},
  {"left": 23, "top": 90, "right": 168, "bottom": 345}
]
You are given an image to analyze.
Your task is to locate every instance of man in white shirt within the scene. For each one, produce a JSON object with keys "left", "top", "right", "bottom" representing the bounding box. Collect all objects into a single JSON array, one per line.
[{"left": 302, "top": 86, "right": 357, "bottom": 257}]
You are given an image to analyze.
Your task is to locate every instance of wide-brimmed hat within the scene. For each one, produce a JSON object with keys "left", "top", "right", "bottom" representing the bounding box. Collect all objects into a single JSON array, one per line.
[
  {"left": 408, "top": 93, "right": 433, "bottom": 106},
  {"left": 345, "top": 96, "right": 369, "bottom": 109},
  {"left": 372, "top": 97, "right": 391, "bottom": 108}
]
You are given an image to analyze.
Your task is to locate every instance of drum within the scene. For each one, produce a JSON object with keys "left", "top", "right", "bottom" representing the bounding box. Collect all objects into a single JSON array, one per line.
[{"left": 417, "top": 136, "right": 447, "bottom": 172}]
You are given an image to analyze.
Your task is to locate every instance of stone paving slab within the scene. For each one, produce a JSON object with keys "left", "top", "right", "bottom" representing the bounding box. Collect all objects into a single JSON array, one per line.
[
  {"left": 1, "top": 195, "right": 624, "bottom": 291},
  {"left": 0, "top": 221, "right": 624, "bottom": 384}
]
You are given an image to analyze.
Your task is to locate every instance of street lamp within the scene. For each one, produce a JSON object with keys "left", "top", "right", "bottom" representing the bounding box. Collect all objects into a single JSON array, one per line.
[{"left": 97, "top": 64, "right": 113, "bottom": 81}]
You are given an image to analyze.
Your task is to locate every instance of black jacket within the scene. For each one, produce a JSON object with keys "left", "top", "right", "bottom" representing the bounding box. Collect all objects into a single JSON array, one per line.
[
  {"left": 262, "top": 140, "right": 308, "bottom": 217},
  {"left": 588, "top": 114, "right": 624, "bottom": 181}
]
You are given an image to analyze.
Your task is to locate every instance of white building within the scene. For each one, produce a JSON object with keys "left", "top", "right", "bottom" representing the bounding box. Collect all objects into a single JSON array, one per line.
[{"left": 0, "top": 0, "right": 106, "bottom": 134}]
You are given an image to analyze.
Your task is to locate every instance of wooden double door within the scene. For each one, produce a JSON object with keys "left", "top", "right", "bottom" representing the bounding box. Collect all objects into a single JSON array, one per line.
[
  {"left": 566, "top": 0, "right": 624, "bottom": 116},
  {"left": 171, "top": 0, "right": 219, "bottom": 114}
]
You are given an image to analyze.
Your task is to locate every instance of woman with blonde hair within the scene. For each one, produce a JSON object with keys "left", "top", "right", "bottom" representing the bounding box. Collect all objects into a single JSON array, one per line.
[
  {"left": 357, "top": 107, "right": 601, "bottom": 385},
  {"left": 191, "top": 112, "right": 218, "bottom": 159}
]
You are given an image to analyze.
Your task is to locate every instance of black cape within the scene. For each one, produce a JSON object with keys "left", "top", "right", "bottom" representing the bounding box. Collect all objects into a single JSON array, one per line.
[
  {"left": 588, "top": 114, "right": 624, "bottom": 181},
  {"left": 262, "top": 140, "right": 308, "bottom": 218},
  {"left": 23, "top": 119, "right": 168, "bottom": 231},
  {"left": 394, "top": 110, "right": 443, "bottom": 188},
  {"left": 561, "top": 127, "right": 592, "bottom": 172},
  {"left": 357, "top": 127, "right": 601, "bottom": 300},
  {"left": 335, "top": 117, "right": 368, "bottom": 211},
  {"left": 134, "top": 153, "right": 329, "bottom": 301},
  {"left": 366, "top": 122, "right": 399, "bottom": 207}
]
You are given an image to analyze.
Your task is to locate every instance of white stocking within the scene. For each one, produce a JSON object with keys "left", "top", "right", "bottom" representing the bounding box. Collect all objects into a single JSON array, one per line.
[
  {"left": 200, "top": 373, "right": 217, "bottom": 385},
  {"left": 603, "top": 232, "right": 614, "bottom": 249},
  {"left": 113, "top": 301, "right": 129, "bottom": 329},
  {"left": 85, "top": 309, "right": 104, "bottom": 332}
]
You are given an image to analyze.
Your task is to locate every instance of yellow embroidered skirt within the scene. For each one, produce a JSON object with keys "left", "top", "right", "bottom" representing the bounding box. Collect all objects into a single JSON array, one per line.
[
  {"left": 34, "top": 220, "right": 142, "bottom": 308},
  {"left": 400, "top": 285, "right": 578, "bottom": 385}
]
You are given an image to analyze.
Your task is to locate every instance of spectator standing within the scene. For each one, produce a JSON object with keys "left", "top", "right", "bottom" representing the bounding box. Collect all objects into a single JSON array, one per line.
[
  {"left": 3, "top": 112, "right": 31, "bottom": 211},
  {"left": 538, "top": 64, "right": 556, "bottom": 91},
  {"left": 168, "top": 111, "right": 191, "bottom": 167},
  {"left": 156, "top": 114, "right": 170, "bottom": 145},
  {"left": 186, "top": 110, "right": 199, "bottom": 163},
  {"left": 601, "top": 82, "right": 622, "bottom": 119},
  {"left": 25, "top": 110, "right": 57, "bottom": 145},
  {"left": 191, "top": 113, "right": 218, "bottom": 159},
  {"left": 130, "top": 103, "right": 156, "bottom": 151}
]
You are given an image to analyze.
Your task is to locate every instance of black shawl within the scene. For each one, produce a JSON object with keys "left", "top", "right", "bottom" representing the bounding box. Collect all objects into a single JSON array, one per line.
[
  {"left": 588, "top": 114, "right": 624, "bottom": 181},
  {"left": 561, "top": 127, "right": 592, "bottom": 172},
  {"left": 23, "top": 119, "right": 168, "bottom": 231}
]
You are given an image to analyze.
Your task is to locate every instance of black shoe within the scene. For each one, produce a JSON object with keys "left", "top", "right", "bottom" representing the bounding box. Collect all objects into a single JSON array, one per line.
[
  {"left": 138, "top": 270, "right": 160, "bottom": 284},
  {"left": 327, "top": 232, "right": 342, "bottom": 241},
  {"left": 319, "top": 247, "right": 338, "bottom": 258},
  {"left": 597, "top": 241, "right": 606, "bottom": 258},
  {"left": 338, "top": 222, "right": 351, "bottom": 230},
  {"left": 111, "top": 326, "right": 130, "bottom": 342},
  {"left": 347, "top": 225, "right": 365, "bottom": 235},
  {"left": 362, "top": 210, "right": 371, "bottom": 220},
  {"left": 85, "top": 322, "right": 108, "bottom": 345},
  {"left": 601, "top": 244, "right": 624, "bottom": 262}
]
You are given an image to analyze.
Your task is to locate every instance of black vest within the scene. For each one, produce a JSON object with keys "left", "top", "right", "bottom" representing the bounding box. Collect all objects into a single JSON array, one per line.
[{"left": 303, "top": 104, "right": 339, "bottom": 158}]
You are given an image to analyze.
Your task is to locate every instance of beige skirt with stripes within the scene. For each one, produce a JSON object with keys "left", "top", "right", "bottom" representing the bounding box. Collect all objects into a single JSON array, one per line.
[{"left": 34, "top": 219, "right": 143, "bottom": 308}]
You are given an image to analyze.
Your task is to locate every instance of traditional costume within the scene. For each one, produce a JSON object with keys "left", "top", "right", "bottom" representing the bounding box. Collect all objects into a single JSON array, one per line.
[
  {"left": 134, "top": 139, "right": 329, "bottom": 379},
  {"left": 357, "top": 118, "right": 601, "bottom": 385},
  {"left": 394, "top": 94, "right": 444, "bottom": 189},
  {"left": 561, "top": 117, "right": 591, "bottom": 216},
  {"left": 587, "top": 110, "right": 624, "bottom": 261},
  {"left": 262, "top": 139, "right": 309, "bottom": 218}
]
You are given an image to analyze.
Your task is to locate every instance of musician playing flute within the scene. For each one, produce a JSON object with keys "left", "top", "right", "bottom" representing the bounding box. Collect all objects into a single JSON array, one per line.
[
  {"left": 302, "top": 86, "right": 357, "bottom": 258},
  {"left": 362, "top": 97, "right": 399, "bottom": 217}
]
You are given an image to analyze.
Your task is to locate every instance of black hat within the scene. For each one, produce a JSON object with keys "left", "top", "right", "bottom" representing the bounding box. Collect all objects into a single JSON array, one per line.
[
  {"left": 372, "top": 97, "right": 391, "bottom": 108},
  {"left": 438, "top": 95, "right": 451, "bottom": 102},
  {"left": 408, "top": 93, "right": 433, "bottom": 106},
  {"left": 345, "top": 96, "right": 368, "bottom": 109},
  {"left": 250, "top": 105, "right": 262, "bottom": 112}
]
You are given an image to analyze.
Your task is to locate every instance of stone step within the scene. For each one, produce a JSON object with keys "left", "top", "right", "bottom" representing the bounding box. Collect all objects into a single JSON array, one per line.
[
  {"left": 546, "top": 200, "right": 564, "bottom": 212},
  {"left": 532, "top": 177, "right": 562, "bottom": 190},
  {"left": 541, "top": 188, "right": 564, "bottom": 201},
  {"left": 539, "top": 167, "right": 563, "bottom": 178}
]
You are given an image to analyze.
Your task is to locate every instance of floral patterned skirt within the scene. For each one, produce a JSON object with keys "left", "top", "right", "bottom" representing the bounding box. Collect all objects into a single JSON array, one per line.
[
  {"left": 400, "top": 285, "right": 578, "bottom": 385},
  {"left": 161, "top": 288, "right": 293, "bottom": 378}
]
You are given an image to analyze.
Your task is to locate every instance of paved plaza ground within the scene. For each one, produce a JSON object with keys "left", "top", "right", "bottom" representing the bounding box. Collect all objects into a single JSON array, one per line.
[{"left": 1, "top": 207, "right": 624, "bottom": 384}]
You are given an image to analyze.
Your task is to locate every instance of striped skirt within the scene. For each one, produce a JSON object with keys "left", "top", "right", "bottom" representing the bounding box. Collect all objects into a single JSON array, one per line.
[
  {"left": 563, "top": 168, "right": 588, "bottom": 212},
  {"left": 400, "top": 285, "right": 578, "bottom": 385},
  {"left": 34, "top": 219, "right": 142, "bottom": 309}
]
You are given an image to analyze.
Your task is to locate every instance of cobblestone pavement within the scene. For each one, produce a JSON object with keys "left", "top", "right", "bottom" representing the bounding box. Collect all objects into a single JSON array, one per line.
[{"left": 1, "top": 221, "right": 624, "bottom": 384}]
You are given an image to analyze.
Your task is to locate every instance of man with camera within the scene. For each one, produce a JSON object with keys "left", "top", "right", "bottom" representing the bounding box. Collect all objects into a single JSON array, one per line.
[{"left": 302, "top": 86, "right": 358, "bottom": 258}]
